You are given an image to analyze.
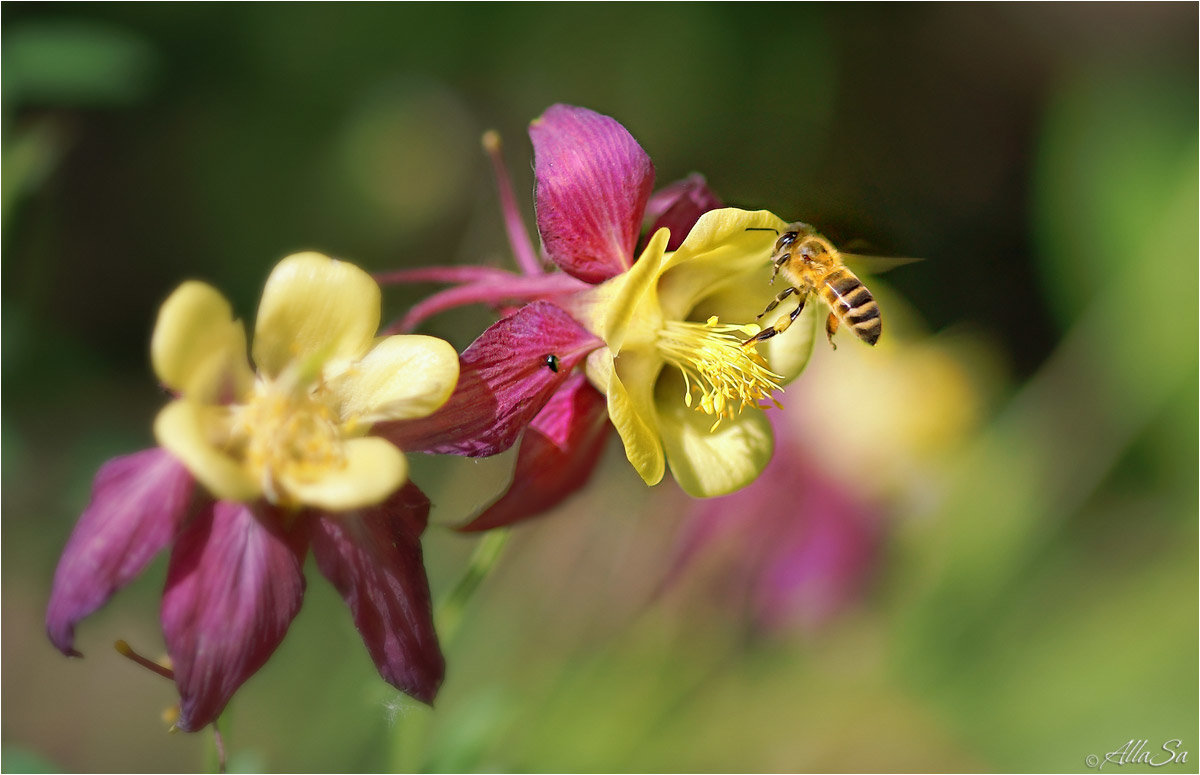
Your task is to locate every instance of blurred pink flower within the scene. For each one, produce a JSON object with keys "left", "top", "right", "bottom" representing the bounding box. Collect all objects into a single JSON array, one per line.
[{"left": 662, "top": 409, "right": 882, "bottom": 633}]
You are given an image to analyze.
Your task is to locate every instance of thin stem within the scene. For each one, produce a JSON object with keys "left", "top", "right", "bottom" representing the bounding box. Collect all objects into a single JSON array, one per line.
[
  {"left": 389, "top": 528, "right": 513, "bottom": 772},
  {"left": 436, "top": 528, "right": 512, "bottom": 643},
  {"left": 211, "top": 720, "right": 227, "bottom": 774}
]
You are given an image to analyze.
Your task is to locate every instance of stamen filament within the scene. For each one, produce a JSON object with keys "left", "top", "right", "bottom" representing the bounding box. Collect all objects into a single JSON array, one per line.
[
  {"left": 115, "top": 639, "right": 175, "bottom": 681},
  {"left": 658, "top": 317, "right": 784, "bottom": 430}
]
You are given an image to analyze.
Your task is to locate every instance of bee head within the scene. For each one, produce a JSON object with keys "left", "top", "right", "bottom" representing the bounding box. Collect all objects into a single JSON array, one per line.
[
  {"left": 749, "top": 222, "right": 823, "bottom": 269},
  {"left": 795, "top": 234, "right": 838, "bottom": 267},
  {"left": 774, "top": 221, "right": 818, "bottom": 257}
]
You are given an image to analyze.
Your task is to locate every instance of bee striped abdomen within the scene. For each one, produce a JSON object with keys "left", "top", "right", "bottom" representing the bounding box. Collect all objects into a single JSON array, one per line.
[{"left": 820, "top": 267, "right": 881, "bottom": 345}]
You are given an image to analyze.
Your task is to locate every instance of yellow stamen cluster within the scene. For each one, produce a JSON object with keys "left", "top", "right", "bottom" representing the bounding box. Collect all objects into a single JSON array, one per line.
[
  {"left": 233, "top": 379, "right": 348, "bottom": 505},
  {"left": 658, "top": 317, "right": 784, "bottom": 431}
]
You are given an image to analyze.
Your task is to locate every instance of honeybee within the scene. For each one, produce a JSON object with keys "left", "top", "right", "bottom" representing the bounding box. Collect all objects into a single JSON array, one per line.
[{"left": 743, "top": 222, "right": 882, "bottom": 349}]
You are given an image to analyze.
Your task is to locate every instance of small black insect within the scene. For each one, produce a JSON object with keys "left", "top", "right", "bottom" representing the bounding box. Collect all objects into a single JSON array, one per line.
[{"left": 544, "top": 354, "right": 561, "bottom": 373}]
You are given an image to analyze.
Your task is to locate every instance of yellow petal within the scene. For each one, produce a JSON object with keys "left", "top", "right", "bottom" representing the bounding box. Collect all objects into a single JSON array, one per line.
[
  {"left": 601, "top": 351, "right": 665, "bottom": 486},
  {"left": 329, "top": 334, "right": 460, "bottom": 425},
  {"left": 154, "top": 400, "right": 260, "bottom": 502},
  {"left": 658, "top": 208, "right": 789, "bottom": 321},
  {"left": 252, "top": 252, "right": 382, "bottom": 378},
  {"left": 280, "top": 436, "right": 408, "bottom": 511},
  {"left": 584, "top": 346, "right": 616, "bottom": 398},
  {"left": 654, "top": 370, "right": 774, "bottom": 497},
  {"left": 150, "top": 281, "right": 253, "bottom": 402},
  {"left": 599, "top": 227, "right": 671, "bottom": 354}
]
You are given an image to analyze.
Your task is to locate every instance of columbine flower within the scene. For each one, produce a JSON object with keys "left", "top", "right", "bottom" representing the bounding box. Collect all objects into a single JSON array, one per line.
[
  {"left": 380, "top": 104, "right": 818, "bottom": 526},
  {"left": 47, "top": 252, "right": 459, "bottom": 731},
  {"left": 566, "top": 207, "right": 811, "bottom": 497}
]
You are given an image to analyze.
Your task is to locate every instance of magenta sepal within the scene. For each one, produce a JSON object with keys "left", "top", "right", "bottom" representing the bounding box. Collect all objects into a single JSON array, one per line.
[
  {"left": 310, "top": 482, "right": 444, "bottom": 704},
  {"left": 459, "top": 373, "right": 610, "bottom": 532},
  {"left": 162, "top": 500, "right": 309, "bottom": 732},
  {"left": 379, "top": 300, "right": 601, "bottom": 457},
  {"left": 531, "top": 104, "right": 655, "bottom": 284},
  {"left": 644, "top": 174, "right": 725, "bottom": 252},
  {"left": 46, "top": 447, "right": 195, "bottom": 657}
]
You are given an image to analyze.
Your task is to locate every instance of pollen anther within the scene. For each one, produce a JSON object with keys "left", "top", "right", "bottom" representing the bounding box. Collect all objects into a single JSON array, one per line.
[
  {"left": 657, "top": 317, "right": 784, "bottom": 430},
  {"left": 233, "top": 379, "right": 347, "bottom": 505}
]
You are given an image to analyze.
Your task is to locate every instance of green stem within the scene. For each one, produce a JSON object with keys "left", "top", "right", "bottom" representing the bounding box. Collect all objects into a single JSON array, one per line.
[
  {"left": 390, "top": 528, "right": 512, "bottom": 772},
  {"left": 435, "top": 528, "right": 512, "bottom": 643}
]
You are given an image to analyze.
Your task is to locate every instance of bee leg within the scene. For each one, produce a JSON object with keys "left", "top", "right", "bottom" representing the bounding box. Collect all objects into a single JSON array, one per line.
[
  {"left": 825, "top": 311, "right": 840, "bottom": 350},
  {"left": 768, "top": 254, "right": 790, "bottom": 284},
  {"left": 755, "top": 286, "right": 798, "bottom": 319},
  {"left": 743, "top": 293, "right": 806, "bottom": 347}
]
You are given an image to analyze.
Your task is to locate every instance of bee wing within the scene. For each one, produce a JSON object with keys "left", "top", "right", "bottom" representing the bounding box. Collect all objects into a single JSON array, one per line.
[{"left": 840, "top": 252, "right": 924, "bottom": 275}]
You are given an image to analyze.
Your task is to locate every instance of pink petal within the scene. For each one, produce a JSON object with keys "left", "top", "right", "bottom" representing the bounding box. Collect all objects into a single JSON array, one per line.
[
  {"left": 46, "top": 448, "right": 195, "bottom": 656},
  {"left": 531, "top": 104, "right": 655, "bottom": 284},
  {"left": 379, "top": 300, "right": 601, "bottom": 456},
  {"left": 459, "top": 373, "right": 610, "bottom": 531},
  {"left": 162, "top": 501, "right": 308, "bottom": 731},
  {"left": 310, "top": 482, "right": 443, "bottom": 703},
  {"left": 644, "top": 174, "right": 724, "bottom": 251}
]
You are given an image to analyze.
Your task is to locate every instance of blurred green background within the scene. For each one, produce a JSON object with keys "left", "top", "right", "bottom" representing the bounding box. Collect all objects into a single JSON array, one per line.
[{"left": 3, "top": 3, "right": 1196, "bottom": 772}]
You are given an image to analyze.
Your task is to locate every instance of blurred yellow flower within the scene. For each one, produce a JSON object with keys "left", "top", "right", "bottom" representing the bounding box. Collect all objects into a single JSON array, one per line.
[
  {"left": 786, "top": 310, "right": 987, "bottom": 505},
  {"left": 151, "top": 252, "right": 459, "bottom": 511}
]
